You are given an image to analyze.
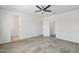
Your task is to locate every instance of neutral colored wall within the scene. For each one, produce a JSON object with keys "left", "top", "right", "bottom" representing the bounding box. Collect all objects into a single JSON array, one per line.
[
  {"left": 0, "top": 9, "right": 42, "bottom": 44},
  {"left": 1, "top": 8, "right": 79, "bottom": 44},
  {"left": 43, "top": 10, "right": 79, "bottom": 43},
  {"left": 55, "top": 10, "right": 79, "bottom": 43},
  {"left": 0, "top": 13, "right": 11, "bottom": 43},
  {"left": 20, "top": 14, "right": 42, "bottom": 39}
]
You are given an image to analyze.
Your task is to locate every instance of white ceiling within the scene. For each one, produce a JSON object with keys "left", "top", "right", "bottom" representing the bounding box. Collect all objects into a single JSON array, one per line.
[{"left": 0, "top": 5, "right": 79, "bottom": 17}]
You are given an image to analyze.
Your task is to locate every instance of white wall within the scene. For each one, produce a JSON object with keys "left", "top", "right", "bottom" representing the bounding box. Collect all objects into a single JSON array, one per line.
[
  {"left": 0, "top": 12, "right": 12, "bottom": 43},
  {"left": 55, "top": 10, "right": 79, "bottom": 43},
  {"left": 43, "top": 10, "right": 79, "bottom": 43},
  {"left": 2, "top": 7, "right": 79, "bottom": 44},
  {"left": 0, "top": 9, "right": 42, "bottom": 44},
  {"left": 20, "top": 14, "right": 42, "bottom": 39}
]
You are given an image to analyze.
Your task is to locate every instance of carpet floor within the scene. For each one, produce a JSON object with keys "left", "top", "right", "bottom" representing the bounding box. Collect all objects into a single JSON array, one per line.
[{"left": 0, "top": 36, "right": 79, "bottom": 53}]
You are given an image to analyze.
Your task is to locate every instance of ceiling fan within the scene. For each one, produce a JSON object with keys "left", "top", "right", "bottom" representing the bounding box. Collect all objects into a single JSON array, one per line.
[{"left": 35, "top": 5, "right": 52, "bottom": 14}]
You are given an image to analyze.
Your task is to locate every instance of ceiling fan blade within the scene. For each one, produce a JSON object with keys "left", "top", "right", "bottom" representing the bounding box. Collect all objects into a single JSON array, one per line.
[
  {"left": 44, "top": 5, "right": 51, "bottom": 10},
  {"left": 45, "top": 10, "right": 51, "bottom": 12},
  {"left": 36, "top": 5, "right": 42, "bottom": 10},
  {"left": 35, "top": 10, "right": 41, "bottom": 12}
]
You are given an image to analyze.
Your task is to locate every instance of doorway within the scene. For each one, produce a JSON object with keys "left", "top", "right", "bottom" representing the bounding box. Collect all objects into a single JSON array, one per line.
[{"left": 11, "top": 15, "right": 19, "bottom": 42}]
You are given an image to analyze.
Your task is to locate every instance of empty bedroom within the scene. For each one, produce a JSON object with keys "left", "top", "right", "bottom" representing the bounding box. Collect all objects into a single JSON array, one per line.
[{"left": 0, "top": 5, "right": 79, "bottom": 53}]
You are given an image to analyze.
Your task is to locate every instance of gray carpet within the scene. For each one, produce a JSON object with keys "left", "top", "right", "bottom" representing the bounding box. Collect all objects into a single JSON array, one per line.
[{"left": 0, "top": 36, "right": 79, "bottom": 53}]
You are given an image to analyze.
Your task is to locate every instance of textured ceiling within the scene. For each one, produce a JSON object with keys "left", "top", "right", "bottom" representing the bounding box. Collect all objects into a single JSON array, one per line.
[{"left": 0, "top": 5, "right": 79, "bottom": 17}]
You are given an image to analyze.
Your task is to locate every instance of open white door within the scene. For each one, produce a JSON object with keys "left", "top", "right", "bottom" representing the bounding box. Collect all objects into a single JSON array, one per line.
[
  {"left": 11, "top": 15, "right": 19, "bottom": 42},
  {"left": 43, "top": 19, "right": 50, "bottom": 36}
]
